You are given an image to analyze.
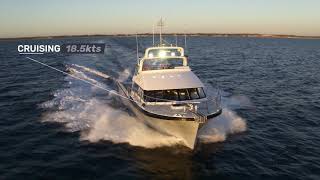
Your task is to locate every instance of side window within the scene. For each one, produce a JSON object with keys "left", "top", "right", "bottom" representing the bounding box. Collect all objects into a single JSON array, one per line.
[
  {"left": 143, "top": 89, "right": 204, "bottom": 101},
  {"left": 188, "top": 88, "right": 200, "bottom": 99},
  {"left": 163, "top": 90, "right": 179, "bottom": 101},
  {"left": 144, "top": 90, "right": 150, "bottom": 102},
  {"left": 132, "top": 83, "right": 139, "bottom": 91},
  {"left": 144, "top": 90, "right": 165, "bottom": 102},
  {"left": 178, "top": 89, "right": 189, "bottom": 101},
  {"left": 138, "top": 87, "right": 143, "bottom": 98},
  {"left": 197, "top": 88, "right": 206, "bottom": 98},
  {"left": 153, "top": 91, "right": 165, "bottom": 102},
  {"left": 134, "top": 65, "right": 139, "bottom": 75}
]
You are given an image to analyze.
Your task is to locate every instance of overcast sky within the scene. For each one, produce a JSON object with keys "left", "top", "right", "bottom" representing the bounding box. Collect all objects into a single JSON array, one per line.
[{"left": 1, "top": 0, "right": 319, "bottom": 38}]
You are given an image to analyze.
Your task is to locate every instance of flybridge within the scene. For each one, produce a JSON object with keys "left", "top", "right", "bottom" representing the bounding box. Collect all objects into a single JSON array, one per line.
[
  {"left": 144, "top": 47, "right": 185, "bottom": 58},
  {"left": 135, "top": 17, "right": 188, "bottom": 59}
]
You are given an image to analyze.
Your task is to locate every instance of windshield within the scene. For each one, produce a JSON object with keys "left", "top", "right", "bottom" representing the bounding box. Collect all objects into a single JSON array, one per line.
[
  {"left": 144, "top": 88, "right": 206, "bottom": 102},
  {"left": 148, "top": 48, "right": 182, "bottom": 58},
  {"left": 142, "top": 58, "right": 184, "bottom": 71}
]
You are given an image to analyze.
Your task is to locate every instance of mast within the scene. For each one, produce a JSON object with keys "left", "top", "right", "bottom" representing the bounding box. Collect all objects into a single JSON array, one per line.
[
  {"left": 152, "top": 24, "right": 155, "bottom": 46},
  {"left": 175, "top": 34, "right": 178, "bottom": 47},
  {"left": 184, "top": 33, "right": 187, "bottom": 54},
  {"left": 135, "top": 33, "right": 139, "bottom": 62},
  {"left": 157, "top": 18, "right": 164, "bottom": 46}
]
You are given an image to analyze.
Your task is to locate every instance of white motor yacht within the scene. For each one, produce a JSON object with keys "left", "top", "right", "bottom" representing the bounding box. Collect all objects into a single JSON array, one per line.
[{"left": 117, "top": 21, "right": 222, "bottom": 149}]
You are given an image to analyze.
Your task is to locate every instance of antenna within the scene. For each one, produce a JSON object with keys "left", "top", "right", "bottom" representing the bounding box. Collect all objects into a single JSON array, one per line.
[
  {"left": 184, "top": 33, "right": 187, "bottom": 54},
  {"left": 175, "top": 34, "right": 178, "bottom": 46},
  {"left": 135, "top": 33, "right": 139, "bottom": 62},
  {"left": 157, "top": 18, "right": 164, "bottom": 46},
  {"left": 152, "top": 24, "right": 155, "bottom": 46}
]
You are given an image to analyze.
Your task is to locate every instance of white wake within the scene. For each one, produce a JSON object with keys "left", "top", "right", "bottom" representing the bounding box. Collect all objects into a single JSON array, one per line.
[
  {"left": 41, "top": 64, "right": 183, "bottom": 148},
  {"left": 198, "top": 109, "right": 247, "bottom": 143},
  {"left": 41, "top": 63, "right": 248, "bottom": 148}
]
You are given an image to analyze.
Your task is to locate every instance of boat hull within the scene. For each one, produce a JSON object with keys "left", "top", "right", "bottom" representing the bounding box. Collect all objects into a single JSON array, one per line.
[{"left": 117, "top": 83, "right": 201, "bottom": 149}]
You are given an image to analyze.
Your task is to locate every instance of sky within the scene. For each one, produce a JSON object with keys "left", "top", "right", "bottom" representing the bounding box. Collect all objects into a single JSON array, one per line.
[{"left": 0, "top": 0, "right": 319, "bottom": 38}]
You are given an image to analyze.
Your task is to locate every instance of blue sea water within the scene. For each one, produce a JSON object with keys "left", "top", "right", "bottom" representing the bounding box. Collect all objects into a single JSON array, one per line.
[{"left": 0, "top": 36, "right": 320, "bottom": 179}]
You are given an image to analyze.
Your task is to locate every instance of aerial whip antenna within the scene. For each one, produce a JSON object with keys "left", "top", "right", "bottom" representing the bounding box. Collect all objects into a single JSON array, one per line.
[
  {"left": 157, "top": 18, "right": 164, "bottom": 46},
  {"left": 175, "top": 34, "right": 178, "bottom": 47},
  {"left": 136, "top": 33, "right": 139, "bottom": 62},
  {"left": 152, "top": 24, "right": 155, "bottom": 46},
  {"left": 184, "top": 33, "right": 187, "bottom": 54}
]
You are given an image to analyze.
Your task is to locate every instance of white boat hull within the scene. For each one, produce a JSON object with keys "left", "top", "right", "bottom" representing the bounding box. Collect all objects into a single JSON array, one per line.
[{"left": 117, "top": 83, "right": 201, "bottom": 149}]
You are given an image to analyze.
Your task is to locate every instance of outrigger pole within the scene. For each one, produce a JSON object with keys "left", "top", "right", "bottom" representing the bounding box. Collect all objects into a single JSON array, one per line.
[
  {"left": 152, "top": 24, "right": 155, "bottom": 46},
  {"left": 175, "top": 34, "right": 178, "bottom": 47},
  {"left": 136, "top": 33, "right": 139, "bottom": 61},
  {"left": 157, "top": 17, "right": 164, "bottom": 46},
  {"left": 184, "top": 32, "right": 187, "bottom": 54},
  {"left": 25, "top": 57, "right": 133, "bottom": 102}
]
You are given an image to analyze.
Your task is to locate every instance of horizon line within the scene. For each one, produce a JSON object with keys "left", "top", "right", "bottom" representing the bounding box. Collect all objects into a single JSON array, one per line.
[{"left": 1, "top": 32, "right": 320, "bottom": 40}]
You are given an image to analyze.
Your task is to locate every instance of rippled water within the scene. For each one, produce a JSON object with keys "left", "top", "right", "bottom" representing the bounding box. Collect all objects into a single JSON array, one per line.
[{"left": 0, "top": 36, "right": 319, "bottom": 179}]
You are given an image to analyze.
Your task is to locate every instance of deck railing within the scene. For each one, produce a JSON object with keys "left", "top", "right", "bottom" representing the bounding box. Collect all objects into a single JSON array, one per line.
[{"left": 128, "top": 87, "right": 222, "bottom": 120}]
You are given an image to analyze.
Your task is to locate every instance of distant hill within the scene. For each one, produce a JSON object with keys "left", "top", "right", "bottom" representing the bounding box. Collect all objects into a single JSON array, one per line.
[{"left": 1, "top": 33, "right": 319, "bottom": 41}]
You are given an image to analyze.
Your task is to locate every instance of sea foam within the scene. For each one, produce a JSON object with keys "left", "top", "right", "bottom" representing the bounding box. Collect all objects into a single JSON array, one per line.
[{"left": 41, "top": 64, "right": 247, "bottom": 148}]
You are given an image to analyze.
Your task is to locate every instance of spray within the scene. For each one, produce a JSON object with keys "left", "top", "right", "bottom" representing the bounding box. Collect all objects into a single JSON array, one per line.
[{"left": 40, "top": 63, "right": 248, "bottom": 148}]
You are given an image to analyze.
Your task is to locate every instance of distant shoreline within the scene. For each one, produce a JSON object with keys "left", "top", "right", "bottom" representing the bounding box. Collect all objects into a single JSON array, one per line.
[{"left": 1, "top": 33, "right": 320, "bottom": 41}]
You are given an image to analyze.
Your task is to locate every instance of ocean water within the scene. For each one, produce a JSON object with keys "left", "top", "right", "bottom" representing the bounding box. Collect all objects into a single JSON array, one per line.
[{"left": 0, "top": 36, "right": 319, "bottom": 179}]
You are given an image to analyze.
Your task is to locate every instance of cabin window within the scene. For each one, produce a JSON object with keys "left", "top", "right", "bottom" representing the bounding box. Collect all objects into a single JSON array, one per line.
[
  {"left": 132, "top": 83, "right": 143, "bottom": 100},
  {"left": 144, "top": 90, "right": 165, "bottom": 102},
  {"left": 143, "top": 88, "right": 206, "bottom": 102},
  {"left": 148, "top": 49, "right": 182, "bottom": 58},
  {"left": 132, "top": 83, "right": 139, "bottom": 92},
  {"left": 138, "top": 87, "right": 143, "bottom": 98},
  {"left": 188, "top": 88, "right": 199, "bottom": 99},
  {"left": 178, "top": 89, "right": 189, "bottom": 101},
  {"left": 142, "top": 58, "right": 184, "bottom": 71},
  {"left": 197, "top": 87, "right": 206, "bottom": 98},
  {"left": 163, "top": 90, "right": 179, "bottom": 101},
  {"left": 134, "top": 65, "right": 139, "bottom": 75}
]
